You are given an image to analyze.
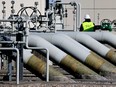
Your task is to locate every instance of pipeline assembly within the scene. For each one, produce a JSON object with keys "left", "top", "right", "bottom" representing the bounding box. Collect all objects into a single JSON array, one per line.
[{"left": 0, "top": 0, "right": 116, "bottom": 87}]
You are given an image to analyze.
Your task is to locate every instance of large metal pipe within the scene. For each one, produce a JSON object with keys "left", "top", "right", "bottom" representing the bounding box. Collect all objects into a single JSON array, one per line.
[
  {"left": 63, "top": 33, "right": 110, "bottom": 56},
  {"left": 68, "top": 33, "right": 110, "bottom": 57},
  {"left": 28, "top": 35, "right": 105, "bottom": 80},
  {"left": 63, "top": 33, "right": 116, "bottom": 72},
  {"left": 91, "top": 51, "right": 116, "bottom": 73},
  {"left": 86, "top": 32, "right": 116, "bottom": 64},
  {"left": 62, "top": 31, "right": 116, "bottom": 64},
  {"left": 85, "top": 32, "right": 116, "bottom": 47},
  {"left": 25, "top": 35, "right": 50, "bottom": 82},
  {"left": 34, "top": 33, "right": 116, "bottom": 73},
  {"left": 39, "top": 31, "right": 116, "bottom": 65},
  {"left": 23, "top": 50, "right": 74, "bottom": 82}
]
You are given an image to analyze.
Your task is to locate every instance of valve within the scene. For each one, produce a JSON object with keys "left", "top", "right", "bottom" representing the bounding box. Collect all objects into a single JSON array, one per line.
[
  {"left": 100, "top": 19, "right": 112, "bottom": 31},
  {"left": 17, "top": 6, "right": 42, "bottom": 30}
]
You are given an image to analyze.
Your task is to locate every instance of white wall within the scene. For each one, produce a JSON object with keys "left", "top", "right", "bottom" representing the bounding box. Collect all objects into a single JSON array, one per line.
[
  {"left": 0, "top": 0, "right": 116, "bottom": 26},
  {"left": 63, "top": 0, "right": 116, "bottom": 25}
]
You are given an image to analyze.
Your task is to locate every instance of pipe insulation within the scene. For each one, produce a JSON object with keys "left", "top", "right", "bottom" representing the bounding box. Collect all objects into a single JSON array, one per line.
[
  {"left": 67, "top": 33, "right": 116, "bottom": 72},
  {"left": 28, "top": 35, "right": 105, "bottom": 80},
  {"left": 23, "top": 50, "right": 75, "bottom": 82},
  {"left": 67, "top": 33, "right": 116, "bottom": 64},
  {"left": 63, "top": 31, "right": 116, "bottom": 64},
  {"left": 33, "top": 33, "right": 116, "bottom": 73},
  {"left": 69, "top": 33, "right": 110, "bottom": 57},
  {"left": 38, "top": 31, "right": 116, "bottom": 65},
  {"left": 32, "top": 33, "right": 91, "bottom": 62},
  {"left": 91, "top": 51, "right": 116, "bottom": 73},
  {"left": 86, "top": 32, "right": 116, "bottom": 64}
]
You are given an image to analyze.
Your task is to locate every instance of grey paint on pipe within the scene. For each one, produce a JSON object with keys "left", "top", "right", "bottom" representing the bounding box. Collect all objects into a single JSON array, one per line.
[
  {"left": 28, "top": 35, "right": 106, "bottom": 79},
  {"left": 67, "top": 33, "right": 110, "bottom": 57},
  {"left": 62, "top": 32, "right": 116, "bottom": 66},
  {"left": 61, "top": 31, "right": 116, "bottom": 64},
  {"left": 23, "top": 50, "right": 75, "bottom": 82},
  {"left": 28, "top": 35, "right": 67, "bottom": 63},
  {"left": 34, "top": 33, "right": 91, "bottom": 62},
  {"left": 40, "top": 32, "right": 116, "bottom": 60},
  {"left": 67, "top": 31, "right": 116, "bottom": 47},
  {"left": 32, "top": 34, "right": 100, "bottom": 65},
  {"left": 86, "top": 32, "right": 116, "bottom": 48},
  {"left": 31, "top": 33, "right": 116, "bottom": 73},
  {"left": 29, "top": 32, "right": 116, "bottom": 70},
  {"left": 32, "top": 33, "right": 108, "bottom": 61}
]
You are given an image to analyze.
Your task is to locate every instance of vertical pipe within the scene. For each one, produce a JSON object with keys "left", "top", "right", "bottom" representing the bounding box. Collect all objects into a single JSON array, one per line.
[
  {"left": 25, "top": 35, "right": 50, "bottom": 82},
  {"left": 45, "top": 0, "right": 49, "bottom": 10},
  {"left": 77, "top": 3, "right": 81, "bottom": 31},
  {"left": 16, "top": 48, "right": 19, "bottom": 85},
  {"left": 16, "top": 33, "right": 24, "bottom": 80},
  {"left": 0, "top": 48, "right": 19, "bottom": 84},
  {"left": 8, "top": 57, "right": 12, "bottom": 81}
]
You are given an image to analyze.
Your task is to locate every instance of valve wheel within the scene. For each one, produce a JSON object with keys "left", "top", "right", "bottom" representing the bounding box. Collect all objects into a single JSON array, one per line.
[
  {"left": 17, "top": 6, "right": 42, "bottom": 30},
  {"left": 100, "top": 19, "right": 111, "bottom": 25}
]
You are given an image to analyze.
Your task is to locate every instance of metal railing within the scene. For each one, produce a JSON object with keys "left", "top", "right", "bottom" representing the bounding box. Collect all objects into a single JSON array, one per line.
[
  {"left": 25, "top": 35, "right": 50, "bottom": 82},
  {"left": 0, "top": 48, "right": 19, "bottom": 84}
]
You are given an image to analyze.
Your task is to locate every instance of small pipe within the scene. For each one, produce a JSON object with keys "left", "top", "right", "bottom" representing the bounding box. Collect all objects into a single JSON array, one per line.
[
  {"left": 25, "top": 29, "right": 50, "bottom": 82},
  {"left": 0, "top": 19, "right": 26, "bottom": 22},
  {"left": 0, "top": 48, "right": 19, "bottom": 84},
  {"left": 77, "top": 3, "right": 81, "bottom": 30},
  {"left": 8, "top": 56, "right": 12, "bottom": 81},
  {"left": 75, "top": 2, "right": 78, "bottom": 31},
  {"left": 0, "top": 41, "right": 25, "bottom": 44}
]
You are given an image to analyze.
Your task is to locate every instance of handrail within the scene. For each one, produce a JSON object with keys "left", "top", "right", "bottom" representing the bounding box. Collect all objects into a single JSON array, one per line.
[
  {"left": 0, "top": 48, "right": 19, "bottom": 84},
  {"left": 25, "top": 35, "right": 49, "bottom": 82}
]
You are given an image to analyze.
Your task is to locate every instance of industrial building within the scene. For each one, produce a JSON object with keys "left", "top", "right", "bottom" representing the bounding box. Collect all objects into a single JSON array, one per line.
[{"left": 0, "top": 0, "right": 116, "bottom": 87}]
